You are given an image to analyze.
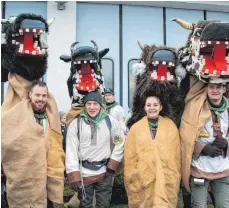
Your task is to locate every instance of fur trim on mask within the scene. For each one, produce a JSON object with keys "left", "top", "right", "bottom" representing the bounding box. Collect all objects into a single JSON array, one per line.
[
  {"left": 175, "top": 64, "right": 187, "bottom": 87},
  {"left": 127, "top": 71, "right": 185, "bottom": 129},
  {"left": 132, "top": 62, "right": 146, "bottom": 77}
]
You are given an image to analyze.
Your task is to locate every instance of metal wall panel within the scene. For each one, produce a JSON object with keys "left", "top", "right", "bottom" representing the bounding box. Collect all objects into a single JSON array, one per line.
[
  {"left": 76, "top": 3, "right": 119, "bottom": 101},
  {"left": 122, "top": 5, "right": 163, "bottom": 113}
]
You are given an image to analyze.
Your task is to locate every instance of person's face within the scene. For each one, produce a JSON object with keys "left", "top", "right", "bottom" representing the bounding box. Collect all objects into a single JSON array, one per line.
[
  {"left": 85, "top": 101, "right": 101, "bottom": 118},
  {"left": 206, "top": 83, "right": 226, "bottom": 103},
  {"left": 61, "top": 114, "right": 67, "bottom": 124},
  {"left": 144, "top": 96, "right": 162, "bottom": 119},
  {"left": 29, "top": 85, "right": 48, "bottom": 112},
  {"left": 105, "top": 93, "right": 115, "bottom": 103}
]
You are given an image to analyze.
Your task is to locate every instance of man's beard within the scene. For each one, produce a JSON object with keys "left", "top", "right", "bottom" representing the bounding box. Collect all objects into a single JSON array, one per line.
[{"left": 31, "top": 102, "right": 47, "bottom": 113}]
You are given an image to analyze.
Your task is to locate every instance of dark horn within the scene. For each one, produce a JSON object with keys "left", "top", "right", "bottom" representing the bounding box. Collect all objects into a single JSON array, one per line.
[
  {"left": 70, "top": 42, "right": 79, "bottom": 53},
  {"left": 91, "top": 40, "right": 98, "bottom": 52}
]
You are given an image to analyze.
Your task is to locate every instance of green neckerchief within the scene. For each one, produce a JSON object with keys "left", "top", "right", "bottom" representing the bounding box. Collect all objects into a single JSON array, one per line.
[
  {"left": 34, "top": 111, "right": 47, "bottom": 120},
  {"left": 207, "top": 96, "right": 229, "bottom": 119},
  {"left": 80, "top": 107, "right": 108, "bottom": 129},
  {"left": 34, "top": 111, "right": 47, "bottom": 127},
  {"left": 148, "top": 118, "right": 158, "bottom": 129},
  {"left": 106, "top": 101, "right": 119, "bottom": 110}
]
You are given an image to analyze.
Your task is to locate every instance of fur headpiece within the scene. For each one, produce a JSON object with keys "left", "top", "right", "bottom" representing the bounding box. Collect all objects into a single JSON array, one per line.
[
  {"left": 1, "top": 13, "right": 55, "bottom": 82},
  {"left": 60, "top": 41, "right": 109, "bottom": 107},
  {"left": 173, "top": 18, "right": 229, "bottom": 84},
  {"left": 127, "top": 41, "right": 186, "bottom": 129}
]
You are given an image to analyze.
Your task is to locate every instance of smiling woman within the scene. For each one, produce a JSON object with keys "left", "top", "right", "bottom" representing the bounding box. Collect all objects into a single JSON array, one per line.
[{"left": 124, "top": 94, "right": 181, "bottom": 207}]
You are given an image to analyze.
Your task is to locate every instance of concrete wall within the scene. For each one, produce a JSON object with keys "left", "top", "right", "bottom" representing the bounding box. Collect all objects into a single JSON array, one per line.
[{"left": 47, "top": 1, "right": 76, "bottom": 112}]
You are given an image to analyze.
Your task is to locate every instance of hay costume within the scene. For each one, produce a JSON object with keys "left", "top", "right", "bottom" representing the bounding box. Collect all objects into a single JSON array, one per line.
[
  {"left": 125, "top": 42, "right": 186, "bottom": 207},
  {"left": 60, "top": 41, "right": 109, "bottom": 126},
  {"left": 1, "top": 14, "right": 65, "bottom": 207},
  {"left": 173, "top": 18, "right": 229, "bottom": 193}
]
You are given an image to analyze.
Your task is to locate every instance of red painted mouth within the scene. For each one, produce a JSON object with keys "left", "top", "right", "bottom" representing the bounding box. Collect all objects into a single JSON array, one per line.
[
  {"left": 151, "top": 61, "right": 175, "bottom": 81},
  {"left": 75, "top": 63, "right": 99, "bottom": 91},
  {"left": 12, "top": 28, "right": 46, "bottom": 55},
  {"left": 200, "top": 41, "right": 229, "bottom": 76}
]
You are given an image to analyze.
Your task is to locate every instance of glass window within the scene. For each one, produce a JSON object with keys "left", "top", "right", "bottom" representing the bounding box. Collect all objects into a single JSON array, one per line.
[
  {"left": 128, "top": 58, "right": 140, "bottom": 108},
  {"left": 101, "top": 58, "right": 114, "bottom": 90}
]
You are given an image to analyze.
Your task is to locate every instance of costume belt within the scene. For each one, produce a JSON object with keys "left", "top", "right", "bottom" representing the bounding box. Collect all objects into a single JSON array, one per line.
[{"left": 81, "top": 159, "right": 109, "bottom": 171}]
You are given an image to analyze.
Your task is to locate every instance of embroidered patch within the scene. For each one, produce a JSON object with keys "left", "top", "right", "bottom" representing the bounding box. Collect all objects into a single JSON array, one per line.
[{"left": 113, "top": 136, "right": 123, "bottom": 145}]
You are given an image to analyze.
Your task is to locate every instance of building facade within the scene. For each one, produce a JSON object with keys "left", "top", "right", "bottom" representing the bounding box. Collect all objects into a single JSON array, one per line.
[{"left": 2, "top": 1, "right": 229, "bottom": 114}]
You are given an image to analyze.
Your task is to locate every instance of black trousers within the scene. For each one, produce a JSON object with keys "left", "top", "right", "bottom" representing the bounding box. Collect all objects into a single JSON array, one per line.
[
  {"left": 78, "top": 175, "right": 113, "bottom": 208},
  {"left": 47, "top": 199, "right": 54, "bottom": 208}
]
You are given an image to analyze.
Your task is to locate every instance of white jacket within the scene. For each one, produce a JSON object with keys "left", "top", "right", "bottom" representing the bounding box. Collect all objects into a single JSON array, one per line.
[{"left": 66, "top": 115, "right": 125, "bottom": 178}]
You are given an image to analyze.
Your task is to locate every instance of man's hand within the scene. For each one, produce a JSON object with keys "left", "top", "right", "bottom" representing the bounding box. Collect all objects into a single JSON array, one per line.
[
  {"left": 106, "top": 168, "right": 116, "bottom": 177},
  {"left": 69, "top": 182, "right": 81, "bottom": 192},
  {"left": 212, "top": 138, "right": 228, "bottom": 149},
  {"left": 201, "top": 143, "right": 222, "bottom": 157}
]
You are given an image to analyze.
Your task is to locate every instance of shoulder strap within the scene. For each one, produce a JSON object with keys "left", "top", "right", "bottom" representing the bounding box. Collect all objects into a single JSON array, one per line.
[
  {"left": 77, "top": 117, "right": 81, "bottom": 140},
  {"left": 105, "top": 115, "right": 112, "bottom": 135}
]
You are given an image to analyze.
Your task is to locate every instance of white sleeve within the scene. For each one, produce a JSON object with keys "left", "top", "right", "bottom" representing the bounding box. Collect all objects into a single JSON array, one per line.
[
  {"left": 65, "top": 119, "right": 79, "bottom": 174},
  {"left": 117, "top": 106, "right": 128, "bottom": 135},
  {"left": 110, "top": 116, "right": 126, "bottom": 162},
  {"left": 117, "top": 106, "right": 126, "bottom": 123}
]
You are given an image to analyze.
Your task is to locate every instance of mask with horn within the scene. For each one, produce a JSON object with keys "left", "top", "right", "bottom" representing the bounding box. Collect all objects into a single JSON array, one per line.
[
  {"left": 173, "top": 18, "right": 229, "bottom": 82},
  {"left": 1, "top": 13, "right": 55, "bottom": 82},
  {"left": 127, "top": 41, "right": 186, "bottom": 129},
  {"left": 60, "top": 41, "right": 109, "bottom": 107}
]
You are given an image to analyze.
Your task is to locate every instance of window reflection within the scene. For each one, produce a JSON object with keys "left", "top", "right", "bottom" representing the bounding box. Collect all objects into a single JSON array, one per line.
[{"left": 128, "top": 58, "right": 140, "bottom": 108}]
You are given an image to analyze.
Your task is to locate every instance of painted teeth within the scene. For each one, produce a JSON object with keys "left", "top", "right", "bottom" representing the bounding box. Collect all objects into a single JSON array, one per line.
[
  {"left": 213, "top": 70, "right": 217, "bottom": 75},
  {"left": 40, "top": 29, "right": 44, "bottom": 33},
  {"left": 12, "top": 34, "right": 16, "bottom": 37},
  {"left": 84, "top": 61, "right": 87, "bottom": 63},
  {"left": 77, "top": 61, "right": 81, "bottom": 64},
  {"left": 161, "top": 76, "right": 165, "bottom": 80},
  {"left": 25, "top": 50, "right": 29, "bottom": 54},
  {"left": 34, "top": 41, "right": 38, "bottom": 48},
  {"left": 221, "top": 71, "right": 226, "bottom": 75},
  {"left": 33, "top": 29, "right": 36, "bottom": 32},
  {"left": 92, "top": 85, "right": 95, "bottom": 89},
  {"left": 16, "top": 33, "right": 19, "bottom": 36},
  {"left": 18, "top": 47, "right": 23, "bottom": 53},
  {"left": 25, "top": 28, "right": 30, "bottom": 32},
  {"left": 19, "top": 29, "right": 23, "bottom": 35},
  {"left": 86, "top": 87, "right": 89, "bottom": 90},
  {"left": 12, "top": 40, "right": 16, "bottom": 44},
  {"left": 32, "top": 51, "right": 36, "bottom": 55},
  {"left": 162, "top": 61, "right": 166, "bottom": 65},
  {"left": 16, "top": 42, "right": 20, "bottom": 45},
  {"left": 205, "top": 69, "right": 209, "bottom": 73}
]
